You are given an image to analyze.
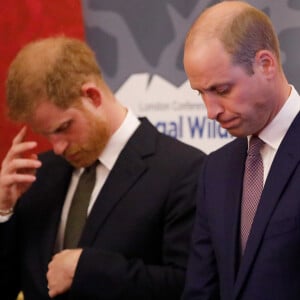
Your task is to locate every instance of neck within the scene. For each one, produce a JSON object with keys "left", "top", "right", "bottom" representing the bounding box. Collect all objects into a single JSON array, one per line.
[{"left": 106, "top": 99, "right": 127, "bottom": 136}]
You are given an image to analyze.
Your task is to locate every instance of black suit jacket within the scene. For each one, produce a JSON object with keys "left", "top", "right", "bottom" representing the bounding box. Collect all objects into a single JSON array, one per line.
[
  {"left": 0, "top": 118, "right": 205, "bottom": 300},
  {"left": 182, "top": 112, "right": 300, "bottom": 300}
]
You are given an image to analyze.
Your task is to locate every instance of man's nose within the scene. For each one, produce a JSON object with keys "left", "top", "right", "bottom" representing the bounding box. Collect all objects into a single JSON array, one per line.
[
  {"left": 202, "top": 93, "right": 223, "bottom": 120},
  {"left": 49, "top": 136, "right": 68, "bottom": 155}
]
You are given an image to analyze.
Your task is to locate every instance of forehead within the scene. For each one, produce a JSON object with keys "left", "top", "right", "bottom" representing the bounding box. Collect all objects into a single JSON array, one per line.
[
  {"left": 27, "top": 100, "right": 76, "bottom": 134},
  {"left": 184, "top": 39, "right": 236, "bottom": 89}
]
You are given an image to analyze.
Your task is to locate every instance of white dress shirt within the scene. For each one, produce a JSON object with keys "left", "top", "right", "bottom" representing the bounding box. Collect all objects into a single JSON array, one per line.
[
  {"left": 55, "top": 109, "right": 140, "bottom": 250},
  {"left": 253, "top": 86, "right": 300, "bottom": 184}
]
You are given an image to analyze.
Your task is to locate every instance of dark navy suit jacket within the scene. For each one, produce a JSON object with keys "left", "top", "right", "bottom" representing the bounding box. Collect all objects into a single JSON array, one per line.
[
  {"left": 183, "top": 112, "right": 300, "bottom": 300},
  {"left": 0, "top": 118, "right": 205, "bottom": 300}
]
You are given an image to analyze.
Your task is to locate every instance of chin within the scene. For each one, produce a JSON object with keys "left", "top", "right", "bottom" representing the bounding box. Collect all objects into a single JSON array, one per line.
[
  {"left": 227, "top": 128, "right": 247, "bottom": 138},
  {"left": 66, "top": 157, "right": 91, "bottom": 169}
]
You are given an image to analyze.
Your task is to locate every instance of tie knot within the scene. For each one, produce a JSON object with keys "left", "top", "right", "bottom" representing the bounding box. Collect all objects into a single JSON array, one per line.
[
  {"left": 80, "top": 160, "right": 99, "bottom": 184},
  {"left": 248, "top": 136, "right": 264, "bottom": 156},
  {"left": 84, "top": 160, "right": 99, "bottom": 173}
]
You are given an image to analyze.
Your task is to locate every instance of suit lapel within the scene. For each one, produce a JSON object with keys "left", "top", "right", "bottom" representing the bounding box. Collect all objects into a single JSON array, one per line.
[
  {"left": 79, "top": 118, "right": 156, "bottom": 246},
  {"left": 36, "top": 155, "right": 73, "bottom": 272},
  {"left": 234, "top": 113, "right": 300, "bottom": 298},
  {"left": 222, "top": 138, "right": 248, "bottom": 295}
]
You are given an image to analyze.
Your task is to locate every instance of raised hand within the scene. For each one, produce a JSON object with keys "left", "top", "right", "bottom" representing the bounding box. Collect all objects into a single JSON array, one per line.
[{"left": 0, "top": 127, "right": 42, "bottom": 211}]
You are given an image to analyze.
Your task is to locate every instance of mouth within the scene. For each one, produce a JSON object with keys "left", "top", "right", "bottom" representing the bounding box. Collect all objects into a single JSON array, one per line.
[
  {"left": 219, "top": 117, "right": 239, "bottom": 129},
  {"left": 65, "top": 151, "right": 80, "bottom": 162}
]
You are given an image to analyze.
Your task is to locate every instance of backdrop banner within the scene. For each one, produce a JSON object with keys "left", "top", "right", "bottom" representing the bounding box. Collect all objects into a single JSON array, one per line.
[
  {"left": 82, "top": 0, "right": 300, "bottom": 153},
  {"left": 1, "top": 1, "right": 300, "bottom": 161}
]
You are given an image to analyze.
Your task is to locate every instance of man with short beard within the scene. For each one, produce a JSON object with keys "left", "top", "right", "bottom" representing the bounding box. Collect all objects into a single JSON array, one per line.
[{"left": 0, "top": 36, "right": 205, "bottom": 299}]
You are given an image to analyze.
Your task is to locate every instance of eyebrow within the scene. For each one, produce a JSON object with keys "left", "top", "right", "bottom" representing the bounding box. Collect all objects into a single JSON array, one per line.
[
  {"left": 37, "top": 120, "right": 72, "bottom": 136},
  {"left": 52, "top": 120, "right": 72, "bottom": 134},
  {"left": 203, "top": 82, "right": 232, "bottom": 92}
]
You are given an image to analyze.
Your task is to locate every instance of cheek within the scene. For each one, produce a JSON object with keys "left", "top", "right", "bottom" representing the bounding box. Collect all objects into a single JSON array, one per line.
[
  {"left": 69, "top": 118, "right": 93, "bottom": 143},
  {"left": 229, "top": 89, "right": 255, "bottom": 114}
]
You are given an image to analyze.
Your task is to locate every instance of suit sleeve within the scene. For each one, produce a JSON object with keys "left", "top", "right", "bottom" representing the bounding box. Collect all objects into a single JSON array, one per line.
[
  {"left": 0, "top": 217, "right": 22, "bottom": 299},
  {"left": 182, "top": 158, "right": 220, "bottom": 300},
  {"left": 69, "top": 153, "right": 204, "bottom": 300}
]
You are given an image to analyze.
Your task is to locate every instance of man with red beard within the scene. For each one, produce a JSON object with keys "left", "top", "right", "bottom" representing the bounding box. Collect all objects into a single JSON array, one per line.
[{"left": 0, "top": 36, "right": 205, "bottom": 300}]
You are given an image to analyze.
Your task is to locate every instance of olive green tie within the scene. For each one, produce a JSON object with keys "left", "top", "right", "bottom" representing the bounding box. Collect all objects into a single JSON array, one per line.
[{"left": 63, "top": 161, "right": 98, "bottom": 249}]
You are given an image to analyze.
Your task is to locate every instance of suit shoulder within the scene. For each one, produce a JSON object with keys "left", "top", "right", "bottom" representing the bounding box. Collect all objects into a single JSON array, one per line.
[
  {"left": 209, "top": 137, "right": 245, "bottom": 157},
  {"left": 37, "top": 150, "right": 72, "bottom": 174},
  {"left": 157, "top": 131, "right": 206, "bottom": 159},
  {"left": 38, "top": 150, "right": 65, "bottom": 163},
  {"left": 144, "top": 118, "right": 204, "bottom": 154}
]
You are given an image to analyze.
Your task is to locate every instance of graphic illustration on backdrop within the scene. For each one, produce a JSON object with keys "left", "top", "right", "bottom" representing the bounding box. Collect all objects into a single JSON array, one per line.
[{"left": 82, "top": 0, "right": 300, "bottom": 153}]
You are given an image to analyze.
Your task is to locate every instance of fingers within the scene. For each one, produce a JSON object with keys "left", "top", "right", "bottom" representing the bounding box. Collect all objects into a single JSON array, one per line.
[
  {"left": 46, "top": 249, "right": 82, "bottom": 297},
  {"left": 5, "top": 157, "right": 41, "bottom": 175},
  {"left": 10, "top": 141, "right": 37, "bottom": 156},
  {"left": 1, "top": 142, "right": 41, "bottom": 186},
  {"left": 0, "top": 127, "right": 42, "bottom": 207},
  {"left": 4, "top": 141, "right": 38, "bottom": 165},
  {"left": 2, "top": 126, "right": 40, "bottom": 170},
  {"left": 12, "top": 126, "right": 27, "bottom": 145},
  {"left": 0, "top": 172, "right": 38, "bottom": 188},
  {"left": 47, "top": 252, "right": 66, "bottom": 297},
  {"left": 3, "top": 127, "right": 37, "bottom": 162}
]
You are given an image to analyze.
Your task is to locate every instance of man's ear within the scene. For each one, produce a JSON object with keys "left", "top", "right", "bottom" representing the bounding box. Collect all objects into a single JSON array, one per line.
[
  {"left": 254, "top": 50, "right": 276, "bottom": 78},
  {"left": 81, "top": 82, "right": 102, "bottom": 107}
]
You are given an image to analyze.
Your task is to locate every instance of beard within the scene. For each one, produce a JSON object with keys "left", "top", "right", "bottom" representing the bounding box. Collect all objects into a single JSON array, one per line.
[{"left": 64, "top": 112, "right": 110, "bottom": 168}]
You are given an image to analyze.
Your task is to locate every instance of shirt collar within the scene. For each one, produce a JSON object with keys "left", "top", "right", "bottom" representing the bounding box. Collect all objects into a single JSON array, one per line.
[
  {"left": 257, "top": 85, "right": 300, "bottom": 150},
  {"left": 98, "top": 108, "right": 140, "bottom": 170}
]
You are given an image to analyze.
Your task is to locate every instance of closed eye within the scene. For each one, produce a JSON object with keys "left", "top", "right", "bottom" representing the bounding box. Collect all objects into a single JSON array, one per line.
[
  {"left": 54, "top": 120, "right": 72, "bottom": 134},
  {"left": 213, "top": 84, "right": 231, "bottom": 96}
]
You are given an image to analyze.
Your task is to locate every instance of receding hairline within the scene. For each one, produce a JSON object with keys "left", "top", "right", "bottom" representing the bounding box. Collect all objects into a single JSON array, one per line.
[{"left": 185, "top": 1, "right": 252, "bottom": 48}]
